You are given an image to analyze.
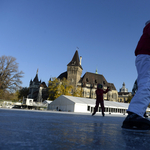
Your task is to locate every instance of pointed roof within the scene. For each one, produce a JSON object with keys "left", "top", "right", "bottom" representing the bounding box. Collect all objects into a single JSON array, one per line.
[
  {"left": 67, "top": 50, "right": 83, "bottom": 69},
  {"left": 33, "top": 69, "right": 40, "bottom": 83},
  {"left": 33, "top": 74, "right": 39, "bottom": 82}
]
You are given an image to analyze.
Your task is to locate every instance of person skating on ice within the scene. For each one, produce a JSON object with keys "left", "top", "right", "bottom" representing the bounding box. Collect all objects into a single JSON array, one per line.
[
  {"left": 122, "top": 20, "right": 150, "bottom": 130},
  {"left": 92, "top": 83, "right": 110, "bottom": 117}
]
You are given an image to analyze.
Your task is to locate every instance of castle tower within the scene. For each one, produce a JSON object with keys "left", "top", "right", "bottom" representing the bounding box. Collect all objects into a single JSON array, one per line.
[
  {"left": 28, "top": 69, "right": 41, "bottom": 101},
  {"left": 67, "top": 50, "right": 83, "bottom": 88}
]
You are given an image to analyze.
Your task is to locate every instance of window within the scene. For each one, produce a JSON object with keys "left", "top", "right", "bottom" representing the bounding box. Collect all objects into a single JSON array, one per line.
[
  {"left": 91, "top": 107, "right": 94, "bottom": 112},
  {"left": 99, "top": 107, "right": 101, "bottom": 112},
  {"left": 105, "top": 108, "right": 108, "bottom": 112},
  {"left": 86, "top": 78, "right": 89, "bottom": 82},
  {"left": 87, "top": 92, "right": 89, "bottom": 96},
  {"left": 113, "top": 93, "right": 117, "bottom": 99},
  {"left": 72, "top": 61, "right": 76, "bottom": 65},
  {"left": 87, "top": 106, "right": 90, "bottom": 111}
]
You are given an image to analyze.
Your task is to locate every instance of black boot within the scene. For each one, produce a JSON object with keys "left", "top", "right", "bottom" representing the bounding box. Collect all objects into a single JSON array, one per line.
[
  {"left": 92, "top": 112, "right": 96, "bottom": 116},
  {"left": 122, "top": 112, "right": 150, "bottom": 130},
  {"left": 102, "top": 112, "right": 105, "bottom": 117}
]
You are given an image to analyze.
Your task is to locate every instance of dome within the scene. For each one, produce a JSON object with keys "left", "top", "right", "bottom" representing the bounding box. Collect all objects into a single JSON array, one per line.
[{"left": 120, "top": 82, "right": 128, "bottom": 92}]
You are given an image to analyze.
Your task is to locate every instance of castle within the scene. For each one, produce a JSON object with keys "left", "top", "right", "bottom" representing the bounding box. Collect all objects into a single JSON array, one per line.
[
  {"left": 57, "top": 50, "right": 118, "bottom": 101},
  {"left": 28, "top": 50, "right": 130, "bottom": 102}
]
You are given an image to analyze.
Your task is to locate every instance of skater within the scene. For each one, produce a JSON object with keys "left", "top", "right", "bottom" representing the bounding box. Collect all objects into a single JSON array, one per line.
[
  {"left": 131, "top": 80, "right": 138, "bottom": 96},
  {"left": 122, "top": 20, "right": 150, "bottom": 130},
  {"left": 92, "top": 83, "right": 110, "bottom": 117},
  {"left": 131, "top": 79, "right": 148, "bottom": 118}
]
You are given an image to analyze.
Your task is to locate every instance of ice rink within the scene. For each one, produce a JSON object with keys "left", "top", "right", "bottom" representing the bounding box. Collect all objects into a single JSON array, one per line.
[{"left": 0, "top": 108, "right": 150, "bottom": 150}]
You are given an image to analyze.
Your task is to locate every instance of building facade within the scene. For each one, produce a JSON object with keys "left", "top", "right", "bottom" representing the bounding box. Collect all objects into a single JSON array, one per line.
[
  {"left": 58, "top": 50, "right": 118, "bottom": 101},
  {"left": 118, "top": 82, "right": 131, "bottom": 103}
]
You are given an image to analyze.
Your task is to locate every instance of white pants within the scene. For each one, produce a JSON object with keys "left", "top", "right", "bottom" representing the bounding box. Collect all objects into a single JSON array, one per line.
[{"left": 128, "top": 54, "right": 150, "bottom": 117}]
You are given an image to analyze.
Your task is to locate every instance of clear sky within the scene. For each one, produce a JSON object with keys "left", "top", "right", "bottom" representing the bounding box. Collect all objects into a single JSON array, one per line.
[{"left": 0, "top": 0, "right": 150, "bottom": 92}]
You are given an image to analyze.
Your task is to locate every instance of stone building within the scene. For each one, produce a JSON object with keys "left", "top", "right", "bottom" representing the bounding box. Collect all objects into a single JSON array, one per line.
[
  {"left": 78, "top": 72, "right": 118, "bottom": 101},
  {"left": 28, "top": 70, "right": 48, "bottom": 102},
  {"left": 58, "top": 50, "right": 118, "bottom": 101},
  {"left": 118, "top": 82, "right": 131, "bottom": 103}
]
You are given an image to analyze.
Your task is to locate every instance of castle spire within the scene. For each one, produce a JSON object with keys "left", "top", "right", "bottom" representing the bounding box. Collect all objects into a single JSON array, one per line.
[
  {"left": 33, "top": 69, "right": 39, "bottom": 82},
  {"left": 67, "top": 50, "right": 83, "bottom": 69},
  {"left": 36, "top": 68, "right": 38, "bottom": 75}
]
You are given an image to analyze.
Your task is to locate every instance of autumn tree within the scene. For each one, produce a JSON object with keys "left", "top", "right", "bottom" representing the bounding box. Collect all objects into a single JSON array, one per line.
[
  {"left": 0, "top": 55, "right": 24, "bottom": 92},
  {"left": 0, "top": 90, "right": 18, "bottom": 101},
  {"left": 48, "top": 78, "right": 61, "bottom": 100},
  {"left": 60, "top": 78, "right": 73, "bottom": 96},
  {"left": 73, "top": 87, "right": 83, "bottom": 97},
  {"left": 48, "top": 77, "right": 73, "bottom": 100}
]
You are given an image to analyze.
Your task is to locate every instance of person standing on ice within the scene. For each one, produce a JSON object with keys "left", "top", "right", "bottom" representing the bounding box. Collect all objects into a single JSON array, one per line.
[
  {"left": 122, "top": 20, "right": 150, "bottom": 130},
  {"left": 92, "top": 84, "right": 110, "bottom": 117}
]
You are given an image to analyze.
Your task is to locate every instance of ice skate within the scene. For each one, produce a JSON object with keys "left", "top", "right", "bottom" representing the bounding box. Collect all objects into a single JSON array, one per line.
[
  {"left": 92, "top": 112, "right": 96, "bottom": 116},
  {"left": 122, "top": 113, "right": 150, "bottom": 130},
  {"left": 102, "top": 112, "right": 105, "bottom": 117}
]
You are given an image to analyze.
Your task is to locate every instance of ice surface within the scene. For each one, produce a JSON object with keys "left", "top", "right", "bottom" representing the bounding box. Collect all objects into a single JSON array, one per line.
[{"left": 0, "top": 108, "right": 150, "bottom": 150}]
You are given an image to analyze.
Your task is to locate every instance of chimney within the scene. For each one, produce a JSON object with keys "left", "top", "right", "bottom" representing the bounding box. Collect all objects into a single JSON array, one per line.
[{"left": 80, "top": 56, "right": 82, "bottom": 65}]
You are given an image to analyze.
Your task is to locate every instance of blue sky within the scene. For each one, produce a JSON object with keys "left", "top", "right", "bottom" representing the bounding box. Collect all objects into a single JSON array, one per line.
[{"left": 0, "top": 0, "right": 150, "bottom": 92}]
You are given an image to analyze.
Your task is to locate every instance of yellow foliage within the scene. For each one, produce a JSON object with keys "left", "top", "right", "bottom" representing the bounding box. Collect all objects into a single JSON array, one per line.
[
  {"left": 60, "top": 78, "right": 73, "bottom": 96},
  {"left": 48, "top": 77, "right": 84, "bottom": 100},
  {"left": 48, "top": 77, "right": 76, "bottom": 100},
  {"left": 73, "top": 87, "right": 83, "bottom": 97},
  {"left": 48, "top": 77, "right": 61, "bottom": 100}
]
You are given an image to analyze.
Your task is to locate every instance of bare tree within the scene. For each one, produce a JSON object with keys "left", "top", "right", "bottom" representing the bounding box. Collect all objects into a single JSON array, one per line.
[{"left": 0, "top": 56, "right": 24, "bottom": 92}]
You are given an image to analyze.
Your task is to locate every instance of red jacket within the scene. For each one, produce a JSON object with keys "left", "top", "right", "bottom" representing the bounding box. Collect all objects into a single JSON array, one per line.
[
  {"left": 95, "top": 88, "right": 109, "bottom": 101},
  {"left": 135, "top": 23, "right": 150, "bottom": 56}
]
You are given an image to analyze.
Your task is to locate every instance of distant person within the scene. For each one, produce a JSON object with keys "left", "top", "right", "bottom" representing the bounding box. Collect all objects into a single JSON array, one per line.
[
  {"left": 122, "top": 20, "right": 150, "bottom": 130},
  {"left": 92, "top": 84, "right": 110, "bottom": 117},
  {"left": 131, "top": 80, "right": 138, "bottom": 96}
]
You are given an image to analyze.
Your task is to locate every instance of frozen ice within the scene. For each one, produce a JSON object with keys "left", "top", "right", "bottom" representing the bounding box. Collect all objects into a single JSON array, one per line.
[{"left": 0, "top": 108, "right": 150, "bottom": 150}]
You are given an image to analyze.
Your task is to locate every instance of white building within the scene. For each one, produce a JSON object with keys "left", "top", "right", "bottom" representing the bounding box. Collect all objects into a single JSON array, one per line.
[{"left": 48, "top": 95, "right": 132, "bottom": 114}]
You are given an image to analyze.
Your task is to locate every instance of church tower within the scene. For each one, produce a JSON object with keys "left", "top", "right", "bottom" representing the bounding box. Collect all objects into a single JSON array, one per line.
[{"left": 67, "top": 50, "right": 83, "bottom": 88}]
